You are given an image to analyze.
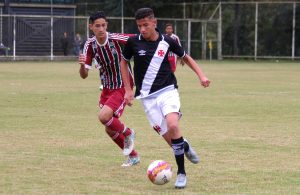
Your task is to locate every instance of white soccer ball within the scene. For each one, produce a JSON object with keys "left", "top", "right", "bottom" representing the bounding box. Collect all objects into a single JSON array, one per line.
[{"left": 147, "top": 160, "right": 172, "bottom": 185}]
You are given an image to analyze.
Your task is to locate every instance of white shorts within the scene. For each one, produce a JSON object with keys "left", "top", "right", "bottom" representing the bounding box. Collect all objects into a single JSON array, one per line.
[{"left": 140, "top": 89, "right": 181, "bottom": 136}]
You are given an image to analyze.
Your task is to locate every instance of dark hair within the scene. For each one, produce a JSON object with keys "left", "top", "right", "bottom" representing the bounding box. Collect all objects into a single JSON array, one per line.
[
  {"left": 135, "top": 8, "right": 154, "bottom": 20},
  {"left": 89, "top": 11, "right": 107, "bottom": 24},
  {"left": 165, "top": 23, "right": 173, "bottom": 28}
]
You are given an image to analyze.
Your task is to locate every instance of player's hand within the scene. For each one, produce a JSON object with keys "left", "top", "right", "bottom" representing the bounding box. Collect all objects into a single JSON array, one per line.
[
  {"left": 124, "top": 89, "right": 134, "bottom": 106},
  {"left": 78, "top": 54, "right": 86, "bottom": 66},
  {"left": 180, "top": 59, "right": 185, "bottom": 66},
  {"left": 200, "top": 77, "right": 210, "bottom": 88}
]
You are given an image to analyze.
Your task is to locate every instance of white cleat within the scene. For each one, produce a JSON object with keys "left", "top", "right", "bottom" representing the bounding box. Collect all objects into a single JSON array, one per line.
[
  {"left": 175, "top": 174, "right": 187, "bottom": 189},
  {"left": 121, "top": 155, "right": 140, "bottom": 167},
  {"left": 184, "top": 139, "right": 200, "bottom": 164},
  {"left": 123, "top": 129, "right": 135, "bottom": 156}
]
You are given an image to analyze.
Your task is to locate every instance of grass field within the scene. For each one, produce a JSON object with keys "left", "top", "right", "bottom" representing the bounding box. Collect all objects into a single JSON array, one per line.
[{"left": 0, "top": 60, "right": 299, "bottom": 194}]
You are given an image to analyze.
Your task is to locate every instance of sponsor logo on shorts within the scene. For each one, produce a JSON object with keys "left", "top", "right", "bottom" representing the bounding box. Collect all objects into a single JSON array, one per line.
[{"left": 153, "top": 125, "right": 161, "bottom": 134}]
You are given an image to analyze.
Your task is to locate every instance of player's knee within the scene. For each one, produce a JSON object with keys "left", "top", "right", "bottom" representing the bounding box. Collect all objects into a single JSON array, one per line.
[
  {"left": 168, "top": 122, "right": 179, "bottom": 133},
  {"left": 98, "top": 112, "right": 111, "bottom": 124}
]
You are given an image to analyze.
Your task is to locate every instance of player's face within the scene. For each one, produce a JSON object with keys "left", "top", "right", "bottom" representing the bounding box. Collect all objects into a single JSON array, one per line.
[
  {"left": 136, "top": 17, "right": 157, "bottom": 40},
  {"left": 165, "top": 26, "right": 173, "bottom": 36},
  {"left": 89, "top": 18, "right": 107, "bottom": 40}
]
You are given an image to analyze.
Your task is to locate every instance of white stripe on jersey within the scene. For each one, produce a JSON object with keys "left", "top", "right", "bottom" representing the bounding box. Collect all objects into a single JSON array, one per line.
[
  {"left": 170, "top": 34, "right": 181, "bottom": 46},
  {"left": 139, "top": 39, "right": 169, "bottom": 98},
  {"left": 109, "top": 33, "right": 129, "bottom": 41}
]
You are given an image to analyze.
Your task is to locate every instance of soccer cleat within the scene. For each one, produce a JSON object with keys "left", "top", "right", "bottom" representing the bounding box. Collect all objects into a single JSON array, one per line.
[
  {"left": 123, "top": 129, "right": 135, "bottom": 156},
  {"left": 175, "top": 174, "right": 187, "bottom": 189},
  {"left": 121, "top": 155, "right": 140, "bottom": 167},
  {"left": 184, "top": 139, "right": 200, "bottom": 164}
]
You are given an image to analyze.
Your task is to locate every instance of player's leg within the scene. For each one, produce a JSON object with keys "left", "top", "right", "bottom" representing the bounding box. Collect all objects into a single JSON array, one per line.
[
  {"left": 98, "top": 89, "right": 135, "bottom": 156},
  {"left": 144, "top": 93, "right": 197, "bottom": 161},
  {"left": 141, "top": 93, "right": 186, "bottom": 188},
  {"left": 158, "top": 89, "right": 187, "bottom": 188},
  {"left": 161, "top": 132, "right": 171, "bottom": 146},
  {"left": 165, "top": 112, "right": 187, "bottom": 189},
  {"left": 105, "top": 127, "right": 140, "bottom": 167},
  {"left": 162, "top": 131, "right": 199, "bottom": 164},
  {"left": 105, "top": 126, "right": 138, "bottom": 156}
]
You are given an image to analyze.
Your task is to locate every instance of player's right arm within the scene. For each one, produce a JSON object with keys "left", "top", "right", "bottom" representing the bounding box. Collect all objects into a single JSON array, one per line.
[
  {"left": 120, "top": 37, "right": 134, "bottom": 106},
  {"left": 78, "top": 39, "right": 95, "bottom": 79},
  {"left": 78, "top": 54, "right": 88, "bottom": 79},
  {"left": 120, "top": 58, "right": 134, "bottom": 106}
]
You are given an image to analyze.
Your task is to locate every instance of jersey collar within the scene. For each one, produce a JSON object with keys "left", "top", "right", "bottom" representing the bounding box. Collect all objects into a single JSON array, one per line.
[
  {"left": 139, "top": 28, "right": 163, "bottom": 42},
  {"left": 96, "top": 32, "right": 109, "bottom": 46}
]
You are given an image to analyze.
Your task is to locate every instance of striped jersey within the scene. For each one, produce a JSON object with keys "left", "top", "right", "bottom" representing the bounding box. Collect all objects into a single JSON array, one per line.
[
  {"left": 122, "top": 30, "right": 186, "bottom": 98},
  {"left": 167, "top": 33, "right": 181, "bottom": 58},
  {"left": 83, "top": 32, "right": 133, "bottom": 89}
]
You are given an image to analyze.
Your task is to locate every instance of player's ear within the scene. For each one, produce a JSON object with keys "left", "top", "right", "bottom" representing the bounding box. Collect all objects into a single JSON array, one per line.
[
  {"left": 89, "top": 23, "right": 93, "bottom": 30},
  {"left": 153, "top": 18, "right": 157, "bottom": 26}
]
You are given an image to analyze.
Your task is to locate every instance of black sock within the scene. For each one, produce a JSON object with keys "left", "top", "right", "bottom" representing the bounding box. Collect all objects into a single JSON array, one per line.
[{"left": 171, "top": 137, "right": 185, "bottom": 175}]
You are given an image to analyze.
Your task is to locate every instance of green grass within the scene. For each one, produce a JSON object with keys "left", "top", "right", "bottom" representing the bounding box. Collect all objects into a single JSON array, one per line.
[{"left": 0, "top": 60, "right": 299, "bottom": 194}]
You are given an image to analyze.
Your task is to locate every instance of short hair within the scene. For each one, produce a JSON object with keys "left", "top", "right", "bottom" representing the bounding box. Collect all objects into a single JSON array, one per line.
[
  {"left": 165, "top": 23, "right": 173, "bottom": 28},
  {"left": 135, "top": 8, "right": 154, "bottom": 20},
  {"left": 89, "top": 11, "right": 107, "bottom": 24}
]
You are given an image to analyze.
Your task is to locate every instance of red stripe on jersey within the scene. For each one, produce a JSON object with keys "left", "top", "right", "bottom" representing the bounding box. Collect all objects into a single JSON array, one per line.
[
  {"left": 105, "top": 43, "right": 118, "bottom": 89},
  {"left": 83, "top": 39, "right": 95, "bottom": 66},
  {"left": 97, "top": 44, "right": 110, "bottom": 88},
  {"left": 112, "top": 41, "right": 123, "bottom": 86},
  {"left": 113, "top": 40, "right": 122, "bottom": 63}
]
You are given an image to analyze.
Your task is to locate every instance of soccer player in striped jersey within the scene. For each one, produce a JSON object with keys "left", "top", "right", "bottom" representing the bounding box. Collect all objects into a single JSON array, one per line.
[
  {"left": 165, "top": 23, "right": 185, "bottom": 72},
  {"left": 78, "top": 11, "right": 139, "bottom": 167}
]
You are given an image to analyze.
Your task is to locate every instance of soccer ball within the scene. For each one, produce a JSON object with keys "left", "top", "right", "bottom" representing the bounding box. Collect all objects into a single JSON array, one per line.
[{"left": 147, "top": 160, "right": 172, "bottom": 185}]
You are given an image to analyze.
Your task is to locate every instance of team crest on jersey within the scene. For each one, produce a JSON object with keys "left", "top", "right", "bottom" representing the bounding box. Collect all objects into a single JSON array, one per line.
[
  {"left": 138, "top": 50, "right": 146, "bottom": 56},
  {"left": 111, "top": 48, "right": 117, "bottom": 54},
  {"left": 109, "top": 42, "right": 117, "bottom": 54},
  {"left": 109, "top": 42, "right": 114, "bottom": 48},
  {"left": 157, "top": 50, "right": 165, "bottom": 57}
]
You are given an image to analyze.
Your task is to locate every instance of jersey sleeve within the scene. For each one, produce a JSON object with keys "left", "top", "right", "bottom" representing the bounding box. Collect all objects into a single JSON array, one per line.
[
  {"left": 169, "top": 37, "right": 186, "bottom": 58},
  {"left": 82, "top": 39, "right": 95, "bottom": 70},
  {"left": 175, "top": 35, "right": 182, "bottom": 47},
  {"left": 122, "top": 37, "right": 134, "bottom": 61},
  {"left": 108, "top": 33, "right": 136, "bottom": 45}
]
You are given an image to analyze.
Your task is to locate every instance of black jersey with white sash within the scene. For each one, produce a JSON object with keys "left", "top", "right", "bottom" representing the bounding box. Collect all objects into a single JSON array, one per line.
[{"left": 122, "top": 30, "right": 186, "bottom": 98}]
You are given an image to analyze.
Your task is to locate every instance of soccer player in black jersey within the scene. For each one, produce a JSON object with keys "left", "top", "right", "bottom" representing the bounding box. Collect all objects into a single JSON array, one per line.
[{"left": 120, "top": 8, "right": 210, "bottom": 189}]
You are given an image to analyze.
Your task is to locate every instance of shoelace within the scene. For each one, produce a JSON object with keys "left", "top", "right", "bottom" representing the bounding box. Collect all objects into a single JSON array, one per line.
[{"left": 177, "top": 175, "right": 186, "bottom": 182}]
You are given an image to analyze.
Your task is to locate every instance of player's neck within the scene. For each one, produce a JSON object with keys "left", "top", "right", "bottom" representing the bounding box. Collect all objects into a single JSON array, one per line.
[
  {"left": 148, "top": 31, "right": 159, "bottom": 41},
  {"left": 97, "top": 34, "right": 107, "bottom": 45}
]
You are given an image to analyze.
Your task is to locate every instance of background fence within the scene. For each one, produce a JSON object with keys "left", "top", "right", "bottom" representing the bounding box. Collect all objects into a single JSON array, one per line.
[{"left": 0, "top": 1, "right": 299, "bottom": 60}]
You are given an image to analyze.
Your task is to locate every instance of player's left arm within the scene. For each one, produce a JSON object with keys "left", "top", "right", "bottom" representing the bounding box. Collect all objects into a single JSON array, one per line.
[
  {"left": 182, "top": 55, "right": 210, "bottom": 88},
  {"left": 175, "top": 35, "right": 185, "bottom": 66},
  {"left": 169, "top": 38, "right": 210, "bottom": 88}
]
